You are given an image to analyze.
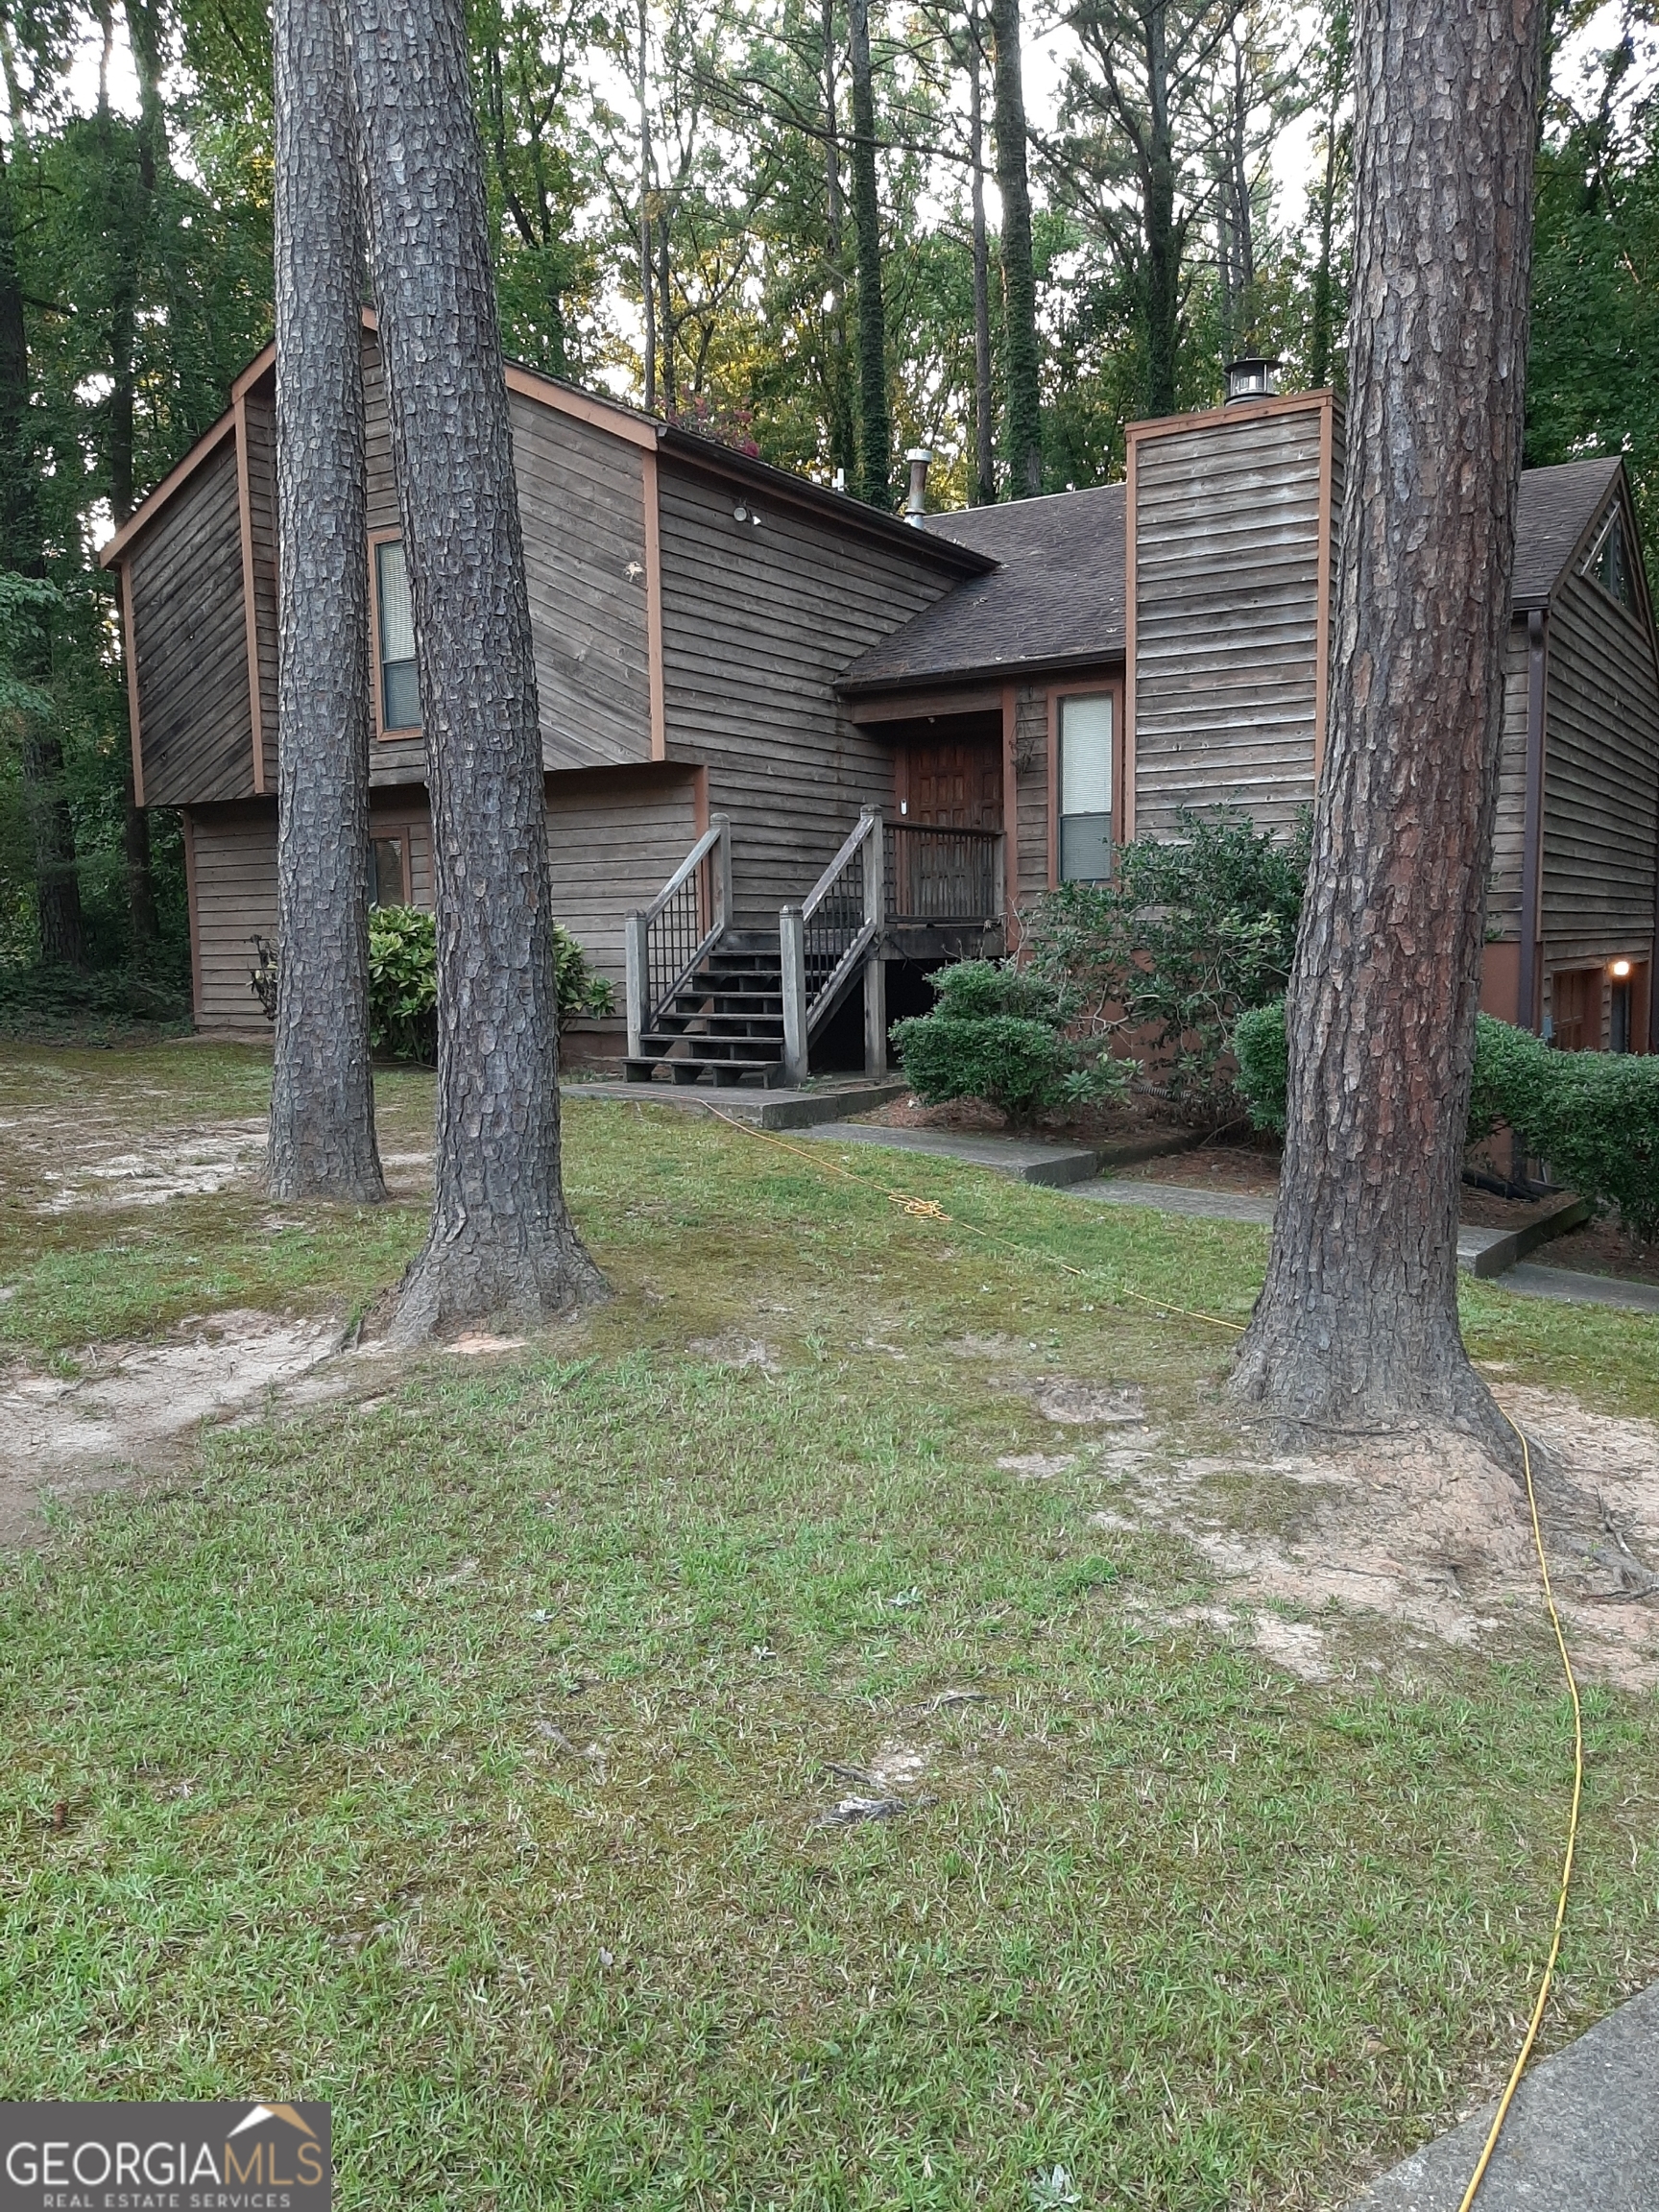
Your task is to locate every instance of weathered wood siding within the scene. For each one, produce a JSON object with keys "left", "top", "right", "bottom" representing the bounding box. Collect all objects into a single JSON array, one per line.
[
  {"left": 1131, "top": 401, "right": 1327, "bottom": 840},
  {"left": 242, "top": 390, "right": 280, "bottom": 781},
  {"left": 1481, "top": 620, "right": 1532, "bottom": 943},
  {"left": 1541, "top": 519, "right": 1659, "bottom": 965},
  {"left": 657, "top": 462, "right": 960, "bottom": 910},
  {"left": 128, "top": 441, "right": 254, "bottom": 806},
  {"left": 1012, "top": 685, "right": 1050, "bottom": 912},
  {"left": 188, "top": 800, "right": 277, "bottom": 1029},
  {"left": 361, "top": 332, "right": 651, "bottom": 786},
  {"left": 545, "top": 767, "right": 699, "bottom": 984},
  {"left": 509, "top": 392, "right": 652, "bottom": 770}
]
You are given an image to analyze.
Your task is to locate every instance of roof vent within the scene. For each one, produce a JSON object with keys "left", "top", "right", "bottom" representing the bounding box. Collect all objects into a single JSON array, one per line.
[
  {"left": 903, "top": 447, "right": 932, "bottom": 524},
  {"left": 1223, "top": 357, "right": 1281, "bottom": 406}
]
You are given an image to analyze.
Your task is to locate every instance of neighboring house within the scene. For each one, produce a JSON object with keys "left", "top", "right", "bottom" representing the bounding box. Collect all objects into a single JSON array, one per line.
[{"left": 103, "top": 343, "right": 1659, "bottom": 1080}]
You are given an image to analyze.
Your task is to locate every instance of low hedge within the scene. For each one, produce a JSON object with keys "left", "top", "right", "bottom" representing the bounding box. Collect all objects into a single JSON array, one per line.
[
  {"left": 1233, "top": 999, "right": 1659, "bottom": 1238},
  {"left": 889, "top": 958, "right": 1133, "bottom": 1129}
]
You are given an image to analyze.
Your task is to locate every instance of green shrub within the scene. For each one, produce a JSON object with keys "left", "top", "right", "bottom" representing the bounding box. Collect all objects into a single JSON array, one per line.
[
  {"left": 367, "top": 905, "right": 439, "bottom": 1062},
  {"left": 1022, "top": 806, "right": 1310, "bottom": 1120},
  {"left": 1231, "top": 999, "right": 1291, "bottom": 1134},
  {"left": 888, "top": 957, "right": 1133, "bottom": 1129},
  {"left": 363, "top": 906, "right": 613, "bottom": 1064},
  {"left": 1236, "top": 998, "right": 1659, "bottom": 1238}
]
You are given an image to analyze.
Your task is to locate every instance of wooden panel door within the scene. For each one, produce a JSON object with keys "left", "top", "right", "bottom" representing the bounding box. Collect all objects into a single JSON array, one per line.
[{"left": 901, "top": 739, "right": 1003, "bottom": 830}]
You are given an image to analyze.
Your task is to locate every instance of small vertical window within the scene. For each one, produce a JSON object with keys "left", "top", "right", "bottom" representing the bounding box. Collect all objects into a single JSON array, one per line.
[
  {"left": 375, "top": 539, "right": 420, "bottom": 732},
  {"left": 1059, "top": 692, "right": 1114, "bottom": 882},
  {"left": 370, "top": 836, "right": 406, "bottom": 907}
]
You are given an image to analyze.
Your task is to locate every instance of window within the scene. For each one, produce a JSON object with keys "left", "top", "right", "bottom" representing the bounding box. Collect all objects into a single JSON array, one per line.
[
  {"left": 370, "top": 836, "right": 407, "bottom": 907},
  {"left": 375, "top": 538, "right": 420, "bottom": 733},
  {"left": 1584, "top": 505, "right": 1636, "bottom": 615},
  {"left": 1059, "top": 692, "right": 1114, "bottom": 881}
]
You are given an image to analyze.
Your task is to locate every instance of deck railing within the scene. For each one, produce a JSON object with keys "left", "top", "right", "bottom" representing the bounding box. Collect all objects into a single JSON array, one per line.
[
  {"left": 885, "top": 823, "right": 1004, "bottom": 923},
  {"left": 624, "top": 813, "right": 731, "bottom": 1058},
  {"left": 780, "top": 810, "right": 883, "bottom": 1085}
]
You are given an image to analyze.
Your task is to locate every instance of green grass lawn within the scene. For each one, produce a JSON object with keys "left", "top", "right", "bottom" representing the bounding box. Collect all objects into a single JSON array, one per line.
[{"left": 2, "top": 1046, "right": 1657, "bottom": 2208}]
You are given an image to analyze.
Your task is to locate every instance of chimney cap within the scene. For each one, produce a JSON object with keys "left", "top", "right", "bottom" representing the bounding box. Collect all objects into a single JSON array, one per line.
[{"left": 1224, "top": 356, "right": 1282, "bottom": 404}]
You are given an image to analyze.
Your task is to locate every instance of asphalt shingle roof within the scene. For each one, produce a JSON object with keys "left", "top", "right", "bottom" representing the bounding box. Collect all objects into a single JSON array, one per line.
[
  {"left": 838, "top": 455, "right": 1627, "bottom": 694},
  {"left": 837, "top": 483, "right": 1126, "bottom": 692}
]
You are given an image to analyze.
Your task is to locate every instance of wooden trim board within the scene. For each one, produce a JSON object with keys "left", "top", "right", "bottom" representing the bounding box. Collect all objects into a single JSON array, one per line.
[
  {"left": 1312, "top": 393, "right": 1334, "bottom": 784},
  {"left": 181, "top": 810, "right": 204, "bottom": 1022},
  {"left": 119, "top": 562, "right": 145, "bottom": 808},
  {"left": 1121, "top": 435, "right": 1138, "bottom": 843},
  {"left": 642, "top": 446, "right": 666, "bottom": 759},
  {"left": 97, "top": 411, "right": 238, "bottom": 568},
  {"left": 1000, "top": 685, "right": 1019, "bottom": 924},
  {"left": 232, "top": 395, "right": 266, "bottom": 793}
]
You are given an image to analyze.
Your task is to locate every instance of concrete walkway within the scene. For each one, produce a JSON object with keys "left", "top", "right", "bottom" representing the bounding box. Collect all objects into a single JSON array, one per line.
[
  {"left": 798, "top": 1125, "right": 1658, "bottom": 1314},
  {"left": 1348, "top": 1979, "right": 1659, "bottom": 2209}
]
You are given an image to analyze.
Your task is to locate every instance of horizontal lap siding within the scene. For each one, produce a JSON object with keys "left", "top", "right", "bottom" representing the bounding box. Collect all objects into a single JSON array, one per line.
[
  {"left": 129, "top": 444, "right": 254, "bottom": 806},
  {"left": 190, "top": 801, "right": 277, "bottom": 1029},
  {"left": 657, "top": 466, "right": 958, "bottom": 912},
  {"left": 1542, "top": 554, "right": 1659, "bottom": 963},
  {"left": 1133, "top": 409, "right": 1325, "bottom": 841},
  {"left": 1486, "top": 621, "right": 1530, "bottom": 940},
  {"left": 545, "top": 770, "right": 699, "bottom": 984},
  {"left": 510, "top": 397, "right": 652, "bottom": 771},
  {"left": 363, "top": 335, "right": 650, "bottom": 782},
  {"left": 1014, "top": 686, "right": 1049, "bottom": 912},
  {"left": 243, "top": 395, "right": 280, "bottom": 780}
]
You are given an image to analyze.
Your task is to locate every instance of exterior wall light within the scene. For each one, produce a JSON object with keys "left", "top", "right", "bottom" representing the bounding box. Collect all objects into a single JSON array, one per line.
[{"left": 1612, "top": 958, "right": 1633, "bottom": 977}]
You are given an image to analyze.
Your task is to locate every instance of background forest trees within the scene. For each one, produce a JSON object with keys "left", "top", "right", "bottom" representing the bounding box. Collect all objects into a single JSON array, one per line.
[{"left": 0, "top": 0, "right": 1652, "bottom": 991}]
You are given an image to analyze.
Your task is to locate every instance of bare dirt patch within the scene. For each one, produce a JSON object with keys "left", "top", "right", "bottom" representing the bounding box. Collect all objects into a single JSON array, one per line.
[
  {"left": 1093, "top": 1385, "right": 1659, "bottom": 1689},
  {"left": 0, "top": 1310, "right": 346, "bottom": 1544},
  {"left": 24, "top": 1118, "right": 269, "bottom": 1211}
]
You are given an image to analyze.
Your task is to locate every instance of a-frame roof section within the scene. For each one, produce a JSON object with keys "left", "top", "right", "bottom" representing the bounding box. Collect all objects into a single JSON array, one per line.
[
  {"left": 1511, "top": 457, "right": 1626, "bottom": 610},
  {"left": 102, "top": 311, "right": 992, "bottom": 580}
]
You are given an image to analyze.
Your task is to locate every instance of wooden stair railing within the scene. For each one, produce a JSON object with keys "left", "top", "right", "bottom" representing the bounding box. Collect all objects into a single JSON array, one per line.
[
  {"left": 624, "top": 813, "right": 732, "bottom": 1062},
  {"left": 780, "top": 810, "right": 884, "bottom": 1086}
]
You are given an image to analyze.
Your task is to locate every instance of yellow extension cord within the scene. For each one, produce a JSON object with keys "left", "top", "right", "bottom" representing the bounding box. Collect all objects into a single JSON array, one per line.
[{"left": 701, "top": 1103, "right": 1585, "bottom": 2207}]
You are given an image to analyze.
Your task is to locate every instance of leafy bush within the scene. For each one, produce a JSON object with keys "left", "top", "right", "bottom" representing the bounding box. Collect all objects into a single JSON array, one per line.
[
  {"left": 1236, "top": 998, "right": 1659, "bottom": 1238},
  {"left": 888, "top": 957, "right": 1134, "bottom": 1129},
  {"left": 367, "top": 904, "right": 439, "bottom": 1061},
  {"left": 1022, "top": 806, "right": 1310, "bottom": 1120},
  {"left": 0, "top": 955, "right": 190, "bottom": 1038},
  {"left": 252, "top": 906, "right": 615, "bottom": 1063}
]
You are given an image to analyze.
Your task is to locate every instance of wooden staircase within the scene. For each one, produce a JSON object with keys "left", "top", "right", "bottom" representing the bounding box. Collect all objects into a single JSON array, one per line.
[
  {"left": 623, "top": 808, "right": 1003, "bottom": 1090},
  {"left": 625, "top": 931, "right": 786, "bottom": 1086}
]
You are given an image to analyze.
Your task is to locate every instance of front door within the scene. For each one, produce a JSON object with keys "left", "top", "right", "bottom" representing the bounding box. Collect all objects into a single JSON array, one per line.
[
  {"left": 894, "top": 737, "right": 1003, "bottom": 920},
  {"left": 899, "top": 738, "right": 1003, "bottom": 830}
]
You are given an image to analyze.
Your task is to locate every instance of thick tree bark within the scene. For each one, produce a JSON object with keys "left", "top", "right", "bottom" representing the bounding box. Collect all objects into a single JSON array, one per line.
[
  {"left": 1, "top": 137, "right": 87, "bottom": 971},
  {"left": 1230, "top": 0, "right": 1543, "bottom": 1453},
  {"left": 847, "top": 0, "right": 891, "bottom": 507},
  {"left": 344, "top": 0, "right": 605, "bottom": 1336},
  {"left": 990, "top": 0, "right": 1041, "bottom": 496},
  {"left": 638, "top": 0, "right": 656, "bottom": 413},
  {"left": 266, "top": 0, "right": 386, "bottom": 1203},
  {"left": 968, "top": 12, "right": 996, "bottom": 505}
]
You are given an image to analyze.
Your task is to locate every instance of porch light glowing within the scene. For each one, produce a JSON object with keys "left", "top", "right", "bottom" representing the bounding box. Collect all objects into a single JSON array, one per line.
[{"left": 1612, "top": 958, "right": 1633, "bottom": 977}]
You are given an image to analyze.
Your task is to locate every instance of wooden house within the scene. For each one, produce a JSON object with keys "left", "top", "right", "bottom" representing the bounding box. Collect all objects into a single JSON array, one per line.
[{"left": 102, "top": 343, "right": 1659, "bottom": 1080}]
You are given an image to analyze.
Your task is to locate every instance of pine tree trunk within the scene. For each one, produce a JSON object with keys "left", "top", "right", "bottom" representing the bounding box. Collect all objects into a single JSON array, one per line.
[
  {"left": 1, "top": 137, "right": 87, "bottom": 972},
  {"left": 848, "top": 0, "right": 891, "bottom": 507},
  {"left": 990, "top": 0, "right": 1041, "bottom": 496},
  {"left": 266, "top": 0, "right": 385, "bottom": 1203},
  {"left": 1230, "top": 0, "right": 1543, "bottom": 1454},
  {"left": 820, "top": 0, "right": 857, "bottom": 489},
  {"left": 968, "top": 15, "right": 996, "bottom": 506},
  {"left": 344, "top": 0, "right": 605, "bottom": 1337}
]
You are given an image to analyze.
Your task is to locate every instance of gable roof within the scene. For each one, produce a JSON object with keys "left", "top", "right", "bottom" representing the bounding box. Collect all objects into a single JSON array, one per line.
[
  {"left": 1510, "top": 457, "right": 1624, "bottom": 609},
  {"left": 838, "top": 454, "right": 1640, "bottom": 697},
  {"left": 99, "top": 320, "right": 992, "bottom": 583},
  {"left": 835, "top": 483, "right": 1127, "bottom": 694}
]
